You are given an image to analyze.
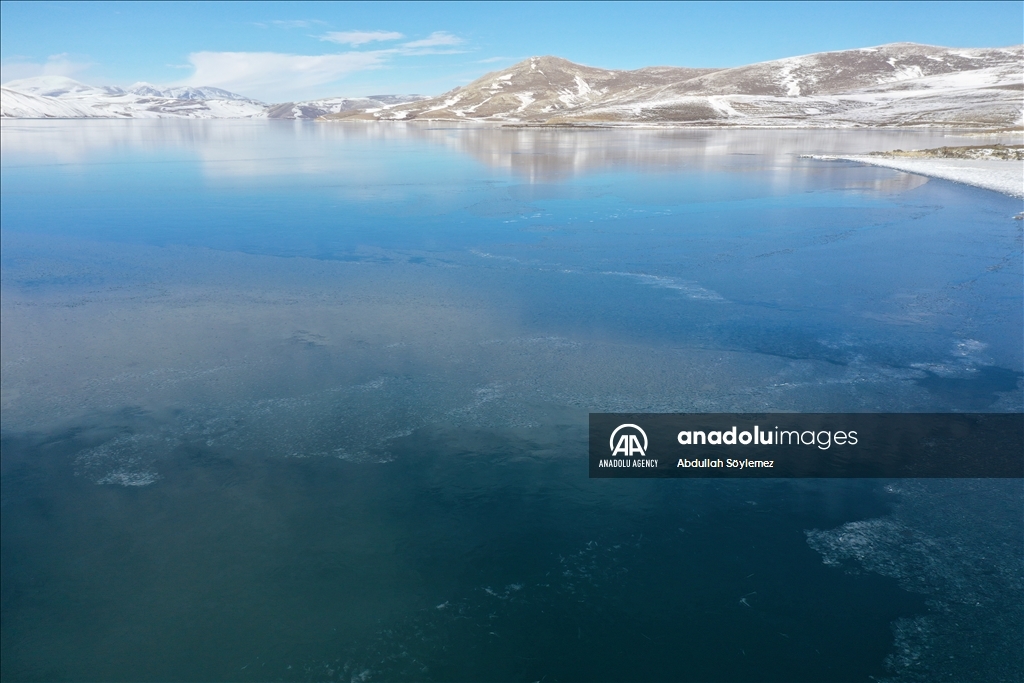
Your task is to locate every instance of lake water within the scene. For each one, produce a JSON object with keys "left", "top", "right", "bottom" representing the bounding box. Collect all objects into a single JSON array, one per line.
[{"left": 1, "top": 121, "right": 1022, "bottom": 682}]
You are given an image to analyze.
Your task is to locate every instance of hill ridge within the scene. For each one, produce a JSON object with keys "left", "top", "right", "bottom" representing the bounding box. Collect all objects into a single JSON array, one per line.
[
  {"left": 330, "top": 43, "right": 1023, "bottom": 128},
  {"left": 3, "top": 42, "right": 1021, "bottom": 126}
]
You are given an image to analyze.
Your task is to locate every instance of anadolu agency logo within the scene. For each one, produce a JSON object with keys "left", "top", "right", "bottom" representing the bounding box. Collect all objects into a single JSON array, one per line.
[
  {"left": 598, "top": 424, "right": 659, "bottom": 469},
  {"left": 610, "top": 423, "right": 647, "bottom": 456}
]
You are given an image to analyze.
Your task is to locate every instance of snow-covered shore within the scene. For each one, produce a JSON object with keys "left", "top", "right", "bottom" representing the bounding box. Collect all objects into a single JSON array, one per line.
[{"left": 807, "top": 154, "right": 1023, "bottom": 198}]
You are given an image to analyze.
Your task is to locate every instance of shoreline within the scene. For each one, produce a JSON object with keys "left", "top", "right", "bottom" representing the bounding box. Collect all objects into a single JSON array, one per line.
[
  {"left": 3, "top": 115, "right": 1024, "bottom": 135},
  {"left": 805, "top": 154, "right": 1024, "bottom": 199}
]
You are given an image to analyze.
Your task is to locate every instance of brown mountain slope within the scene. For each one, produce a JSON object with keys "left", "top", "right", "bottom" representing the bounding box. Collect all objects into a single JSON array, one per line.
[
  {"left": 328, "top": 44, "right": 1023, "bottom": 128},
  {"left": 331, "top": 56, "right": 719, "bottom": 122}
]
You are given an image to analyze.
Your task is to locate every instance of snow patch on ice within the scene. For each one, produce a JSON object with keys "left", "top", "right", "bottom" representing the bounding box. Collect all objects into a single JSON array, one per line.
[{"left": 807, "top": 154, "right": 1024, "bottom": 198}]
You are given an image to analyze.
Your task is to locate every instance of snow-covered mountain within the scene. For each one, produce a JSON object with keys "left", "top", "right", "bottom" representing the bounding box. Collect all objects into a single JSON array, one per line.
[
  {"left": 122, "top": 83, "right": 258, "bottom": 101},
  {"left": 327, "top": 57, "right": 717, "bottom": 122},
  {"left": 1, "top": 76, "right": 267, "bottom": 119},
  {"left": 336, "top": 44, "right": 1023, "bottom": 128},
  {"left": 1, "top": 87, "right": 101, "bottom": 118},
  {"left": 3, "top": 44, "right": 1021, "bottom": 127},
  {"left": 266, "top": 94, "right": 429, "bottom": 119},
  {"left": 0, "top": 77, "right": 254, "bottom": 101},
  {"left": 3, "top": 76, "right": 125, "bottom": 98},
  {"left": 0, "top": 76, "right": 427, "bottom": 120}
]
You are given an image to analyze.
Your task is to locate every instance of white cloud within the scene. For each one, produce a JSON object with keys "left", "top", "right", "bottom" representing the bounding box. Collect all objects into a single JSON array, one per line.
[
  {"left": 0, "top": 53, "right": 93, "bottom": 83},
  {"left": 321, "top": 30, "right": 404, "bottom": 46},
  {"left": 178, "top": 51, "right": 388, "bottom": 102},
  {"left": 402, "top": 32, "right": 464, "bottom": 49},
  {"left": 171, "top": 31, "right": 469, "bottom": 102}
]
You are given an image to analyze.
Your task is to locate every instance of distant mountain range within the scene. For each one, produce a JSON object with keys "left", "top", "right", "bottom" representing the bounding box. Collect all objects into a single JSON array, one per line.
[
  {"left": 6, "top": 77, "right": 256, "bottom": 102},
  {"left": 3, "top": 43, "right": 1021, "bottom": 128},
  {"left": 0, "top": 75, "right": 428, "bottom": 120},
  {"left": 265, "top": 95, "right": 431, "bottom": 120},
  {"left": 0, "top": 76, "right": 269, "bottom": 119}
]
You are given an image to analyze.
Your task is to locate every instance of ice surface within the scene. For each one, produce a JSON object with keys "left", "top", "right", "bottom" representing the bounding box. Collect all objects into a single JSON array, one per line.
[
  {"left": 807, "top": 481, "right": 1023, "bottom": 682},
  {"left": 810, "top": 154, "right": 1024, "bottom": 197},
  {"left": 2, "top": 123, "right": 1021, "bottom": 681}
]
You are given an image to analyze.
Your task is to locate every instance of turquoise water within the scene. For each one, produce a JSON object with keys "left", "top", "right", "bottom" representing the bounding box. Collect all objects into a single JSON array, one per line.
[{"left": 1, "top": 121, "right": 1021, "bottom": 682}]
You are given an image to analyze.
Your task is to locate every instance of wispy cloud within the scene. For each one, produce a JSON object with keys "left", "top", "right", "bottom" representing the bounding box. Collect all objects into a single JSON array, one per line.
[
  {"left": 178, "top": 51, "right": 388, "bottom": 102},
  {"left": 478, "top": 56, "right": 512, "bottom": 64},
  {"left": 1, "top": 53, "right": 93, "bottom": 83},
  {"left": 402, "top": 32, "right": 464, "bottom": 49},
  {"left": 321, "top": 30, "right": 404, "bottom": 46},
  {"left": 173, "top": 30, "right": 470, "bottom": 102}
]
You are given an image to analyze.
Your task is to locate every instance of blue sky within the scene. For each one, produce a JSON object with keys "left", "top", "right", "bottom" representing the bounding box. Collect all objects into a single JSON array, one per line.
[{"left": 1, "top": 1, "right": 1021, "bottom": 102}]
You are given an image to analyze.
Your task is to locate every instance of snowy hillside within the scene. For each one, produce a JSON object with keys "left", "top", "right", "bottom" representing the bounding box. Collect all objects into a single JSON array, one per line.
[
  {"left": 0, "top": 75, "right": 427, "bottom": 120},
  {"left": 1, "top": 76, "right": 266, "bottom": 119},
  {"left": 265, "top": 94, "right": 429, "bottom": 119},
  {"left": 328, "top": 57, "right": 718, "bottom": 122},
  {"left": 339, "top": 43, "right": 1023, "bottom": 128},
  {"left": 1, "top": 87, "right": 100, "bottom": 118},
  {"left": 4, "top": 43, "right": 1021, "bottom": 127}
]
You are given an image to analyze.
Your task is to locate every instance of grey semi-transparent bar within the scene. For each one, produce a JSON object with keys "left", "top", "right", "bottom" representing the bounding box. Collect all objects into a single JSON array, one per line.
[{"left": 589, "top": 413, "right": 1023, "bottom": 478}]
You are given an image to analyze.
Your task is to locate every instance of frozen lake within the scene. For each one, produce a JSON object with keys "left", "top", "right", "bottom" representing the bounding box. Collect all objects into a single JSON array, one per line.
[{"left": 2, "top": 121, "right": 1021, "bottom": 681}]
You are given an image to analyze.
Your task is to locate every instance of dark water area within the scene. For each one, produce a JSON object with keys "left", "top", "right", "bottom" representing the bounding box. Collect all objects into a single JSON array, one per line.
[
  {"left": 1, "top": 121, "right": 1022, "bottom": 682},
  {"left": 2, "top": 425, "right": 924, "bottom": 682}
]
